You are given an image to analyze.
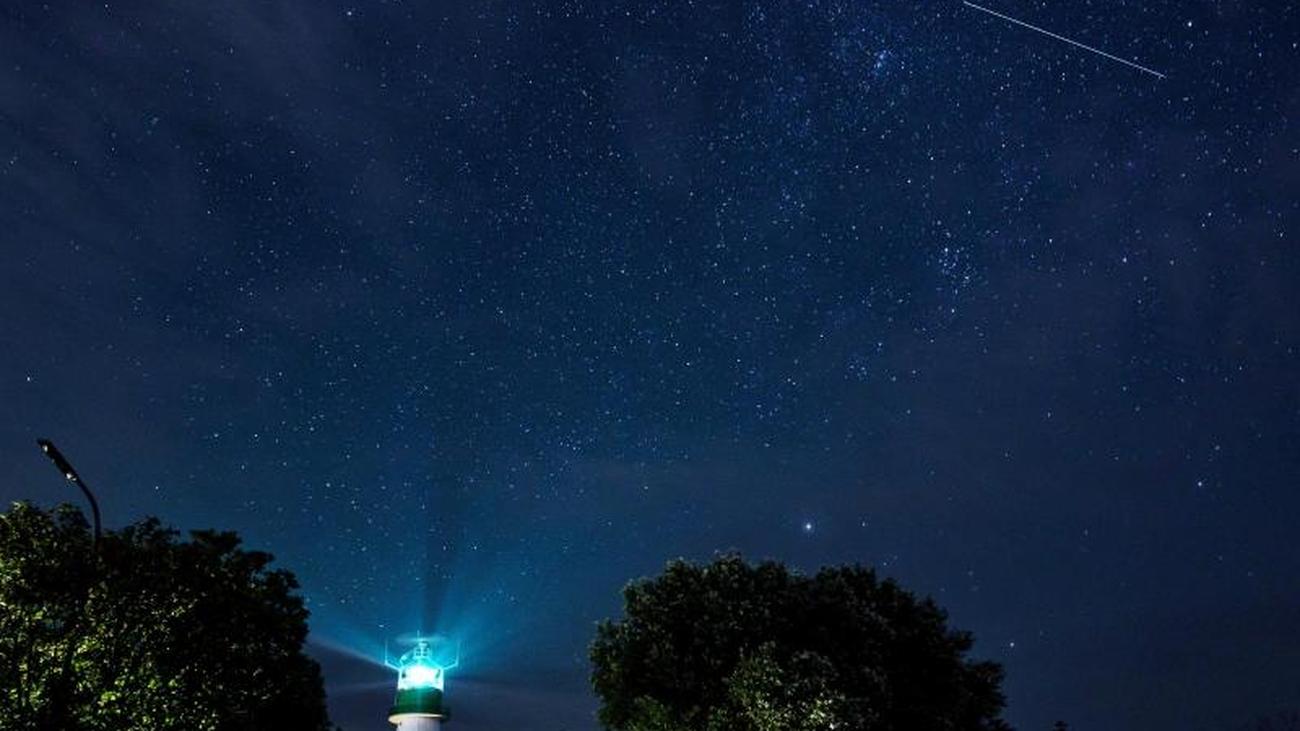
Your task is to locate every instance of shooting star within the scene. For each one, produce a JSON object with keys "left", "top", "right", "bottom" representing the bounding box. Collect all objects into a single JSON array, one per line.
[{"left": 962, "top": 1, "right": 1166, "bottom": 79}]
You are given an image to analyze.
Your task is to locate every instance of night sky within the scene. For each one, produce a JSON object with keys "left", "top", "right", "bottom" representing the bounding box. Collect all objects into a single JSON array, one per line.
[{"left": 2, "top": 1, "right": 1298, "bottom": 729}]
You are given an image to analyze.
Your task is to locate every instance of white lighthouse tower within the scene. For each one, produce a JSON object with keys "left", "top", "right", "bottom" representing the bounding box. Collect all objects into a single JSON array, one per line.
[{"left": 386, "top": 636, "right": 459, "bottom": 730}]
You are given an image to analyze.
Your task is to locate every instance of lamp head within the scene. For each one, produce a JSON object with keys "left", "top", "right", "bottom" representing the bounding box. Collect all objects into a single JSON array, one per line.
[{"left": 36, "top": 439, "right": 79, "bottom": 481}]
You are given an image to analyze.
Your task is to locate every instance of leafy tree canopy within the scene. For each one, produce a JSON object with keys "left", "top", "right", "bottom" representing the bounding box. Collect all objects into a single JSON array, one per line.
[
  {"left": 591, "top": 554, "right": 1011, "bottom": 731},
  {"left": 0, "top": 501, "right": 333, "bottom": 731}
]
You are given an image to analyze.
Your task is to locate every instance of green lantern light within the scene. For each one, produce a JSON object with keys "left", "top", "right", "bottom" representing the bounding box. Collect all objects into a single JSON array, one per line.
[
  {"left": 386, "top": 636, "right": 459, "bottom": 729},
  {"left": 399, "top": 661, "right": 443, "bottom": 691}
]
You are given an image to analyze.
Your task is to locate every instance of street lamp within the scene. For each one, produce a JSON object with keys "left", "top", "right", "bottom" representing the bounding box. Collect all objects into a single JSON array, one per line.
[
  {"left": 36, "top": 439, "right": 102, "bottom": 547},
  {"left": 32, "top": 438, "right": 105, "bottom": 726}
]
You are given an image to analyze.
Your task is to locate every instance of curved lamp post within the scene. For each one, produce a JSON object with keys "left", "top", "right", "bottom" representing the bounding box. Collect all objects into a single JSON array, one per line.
[
  {"left": 36, "top": 439, "right": 102, "bottom": 548},
  {"left": 32, "top": 438, "right": 104, "bottom": 725}
]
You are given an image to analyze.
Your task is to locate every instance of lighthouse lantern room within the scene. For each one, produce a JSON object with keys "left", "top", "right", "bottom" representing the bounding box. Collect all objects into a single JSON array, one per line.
[{"left": 385, "top": 636, "right": 458, "bottom": 730}]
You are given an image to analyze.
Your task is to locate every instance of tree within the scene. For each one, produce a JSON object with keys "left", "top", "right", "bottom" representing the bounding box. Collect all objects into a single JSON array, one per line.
[
  {"left": 591, "top": 554, "right": 1011, "bottom": 731},
  {"left": 0, "top": 501, "right": 333, "bottom": 730}
]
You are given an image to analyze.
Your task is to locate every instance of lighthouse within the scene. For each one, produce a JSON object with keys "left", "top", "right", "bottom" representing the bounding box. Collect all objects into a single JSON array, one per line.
[{"left": 386, "top": 636, "right": 458, "bottom": 730}]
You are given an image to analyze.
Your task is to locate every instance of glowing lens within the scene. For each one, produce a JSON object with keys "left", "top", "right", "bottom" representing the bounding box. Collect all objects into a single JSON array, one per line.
[{"left": 401, "top": 663, "right": 443, "bottom": 690}]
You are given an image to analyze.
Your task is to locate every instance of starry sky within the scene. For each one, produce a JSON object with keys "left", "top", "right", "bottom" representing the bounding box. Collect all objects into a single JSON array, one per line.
[{"left": 2, "top": 1, "right": 1298, "bottom": 729}]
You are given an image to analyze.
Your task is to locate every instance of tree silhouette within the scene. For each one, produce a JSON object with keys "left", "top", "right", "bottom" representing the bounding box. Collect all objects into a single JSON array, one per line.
[
  {"left": 0, "top": 501, "right": 332, "bottom": 730},
  {"left": 591, "top": 554, "right": 1011, "bottom": 731}
]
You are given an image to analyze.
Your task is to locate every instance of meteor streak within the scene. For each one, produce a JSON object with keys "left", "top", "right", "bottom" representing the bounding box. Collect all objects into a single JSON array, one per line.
[{"left": 962, "top": 1, "right": 1166, "bottom": 79}]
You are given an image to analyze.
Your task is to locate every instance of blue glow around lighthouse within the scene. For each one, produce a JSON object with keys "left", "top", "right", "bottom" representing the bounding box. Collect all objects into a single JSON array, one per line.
[{"left": 387, "top": 635, "right": 459, "bottom": 692}]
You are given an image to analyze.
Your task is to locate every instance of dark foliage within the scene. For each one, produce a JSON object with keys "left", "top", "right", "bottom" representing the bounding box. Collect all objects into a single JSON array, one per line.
[
  {"left": 0, "top": 501, "right": 333, "bottom": 731},
  {"left": 591, "top": 554, "right": 1011, "bottom": 731}
]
